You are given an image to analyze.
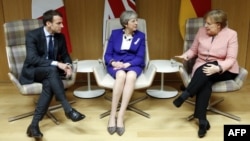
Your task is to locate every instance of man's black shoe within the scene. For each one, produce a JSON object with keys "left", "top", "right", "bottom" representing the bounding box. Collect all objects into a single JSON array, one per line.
[
  {"left": 65, "top": 108, "right": 85, "bottom": 122},
  {"left": 26, "top": 125, "right": 43, "bottom": 138}
]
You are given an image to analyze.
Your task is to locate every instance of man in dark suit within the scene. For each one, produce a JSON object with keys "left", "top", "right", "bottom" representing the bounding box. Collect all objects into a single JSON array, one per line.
[{"left": 19, "top": 10, "right": 85, "bottom": 138}]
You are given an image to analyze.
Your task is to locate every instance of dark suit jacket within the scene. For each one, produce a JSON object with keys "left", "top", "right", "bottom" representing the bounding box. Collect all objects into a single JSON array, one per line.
[{"left": 19, "top": 27, "right": 72, "bottom": 84}]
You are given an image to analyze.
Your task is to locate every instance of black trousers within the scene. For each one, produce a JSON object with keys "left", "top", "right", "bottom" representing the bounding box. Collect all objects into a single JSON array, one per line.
[
  {"left": 185, "top": 61, "right": 237, "bottom": 120},
  {"left": 32, "top": 66, "right": 67, "bottom": 123}
]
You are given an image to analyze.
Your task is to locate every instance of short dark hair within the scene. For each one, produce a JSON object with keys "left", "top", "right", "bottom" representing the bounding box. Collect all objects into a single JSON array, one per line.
[{"left": 42, "top": 10, "right": 62, "bottom": 26}]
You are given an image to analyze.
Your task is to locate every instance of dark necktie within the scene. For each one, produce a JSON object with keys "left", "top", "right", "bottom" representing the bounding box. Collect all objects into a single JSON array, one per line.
[{"left": 48, "top": 35, "right": 54, "bottom": 60}]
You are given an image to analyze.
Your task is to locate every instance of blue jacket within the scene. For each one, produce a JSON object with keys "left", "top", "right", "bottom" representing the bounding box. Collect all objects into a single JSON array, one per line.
[{"left": 104, "top": 28, "right": 146, "bottom": 78}]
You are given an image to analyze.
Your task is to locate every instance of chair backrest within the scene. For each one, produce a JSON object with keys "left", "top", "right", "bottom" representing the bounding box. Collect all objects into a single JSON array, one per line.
[
  {"left": 181, "top": 18, "right": 248, "bottom": 92},
  {"left": 103, "top": 18, "right": 149, "bottom": 69},
  {"left": 183, "top": 17, "right": 204, "bottom": 74},
  {"left": 93, "top": 18, "right": 156, "bottom": 90},
  {"left": 3, "top": 19, "right": 78, "bottom": 94},
  {"left": 4, "top": 19, "right": 43, "bottom": 78}
]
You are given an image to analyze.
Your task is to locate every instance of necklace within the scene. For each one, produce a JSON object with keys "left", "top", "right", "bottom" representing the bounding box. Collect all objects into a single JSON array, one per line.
[{"left": 124, "top": 34, "right": 133, "bottom": 41}]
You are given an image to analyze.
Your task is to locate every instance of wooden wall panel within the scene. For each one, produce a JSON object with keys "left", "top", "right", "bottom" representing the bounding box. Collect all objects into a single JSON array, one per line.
[
  {"left": 64, "top": 0, "right": 104, "bottom": 60},
  {"left": 247, "top": 14, "right": 250, "bottom": 73},
  {"left": 2, "top": 0, "right": 31, "bottom": 21},
  {"left": 0, "top": 0, "right": 9, "bottom": 82},
  {"left": 0, "top": 0, "right": 31, "bottom": 82},
  {"left": 0, "top": 0, "right": 249, "bottom": 82},
  {"left": 136, "top": 0, "right": 183, "bottom": 60},
  {"left": 212, "top": 0, "right": 250, "bottom": 68}
]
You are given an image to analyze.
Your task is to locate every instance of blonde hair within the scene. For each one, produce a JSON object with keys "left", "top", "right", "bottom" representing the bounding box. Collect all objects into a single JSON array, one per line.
[{"left": 204, "top": 9, "right": 227, "bottom": 28}]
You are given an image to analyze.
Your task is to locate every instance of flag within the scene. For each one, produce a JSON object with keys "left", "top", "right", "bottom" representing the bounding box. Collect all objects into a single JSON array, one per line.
[
  {"left": 32, "top": 0, "right": 72, "bottom": 53},
  {"left": 103, "top": 0, "right": 136, "bottom": 44},
  {"left": 179, "top": 0, "right": 211, "bottom": 39}
]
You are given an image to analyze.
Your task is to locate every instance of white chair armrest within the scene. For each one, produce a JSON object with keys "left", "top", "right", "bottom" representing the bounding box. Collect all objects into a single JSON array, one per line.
[
  {"left": 63, "top": 59, "right": 78, "bottom": 88},
  {"left": 93, "top": 61, "right": 157, "bottom": 90},
  {"left": 8, "top": 72, "right": 42, "bottom": 94},
  {"left": 8, "top": 72, "right": 24, "bottom": 93},
  {"left": 179, "top": 65, "right": 191, "bottom": 88},
  {"left": 143, "top": 63, "right": 157, "bottom": 83},
  {"left": 93, "top": 62, "right": 115, "bottom": 89},
  {"left": 134, "top": 64, "right": 156, "bottom": 89},
  {"left": 235, "top": 67, "right": 248, "bottom": 87}
]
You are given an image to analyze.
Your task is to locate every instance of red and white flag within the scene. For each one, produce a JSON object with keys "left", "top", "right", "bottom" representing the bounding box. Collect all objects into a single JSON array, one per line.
[
  {"left": 103, "top": 0, "right": 136, "bottom": 44},
  {"left": 32, "top": 0, "right": 72, "bottom": 53}
]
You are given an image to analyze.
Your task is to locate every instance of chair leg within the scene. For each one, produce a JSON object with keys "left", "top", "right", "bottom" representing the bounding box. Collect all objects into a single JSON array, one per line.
[
  {"left": 127, "top": 96, "right": 150, "bottom": 118},
  {"left": 185, "top": 99, "right": 195, "bottom": 105},
  {"left": 209, "top": 107, "right": 241, "bottom": 121},
  {"left": 100, "top": 107, "right": 121, "bottom": 119},
  {"left": 185, "top": 99, "right": 196, "bottom": 120},
  {"left": 100, "top": 96, "right": 119, "bottom": 118},
  {"left": 46, "top": 111, "right": 60, "bottom": 125},
  {"left": 208, "top": 97, "right": 224, "bottom": 107},
  {"left": 104, "top": 95, "right": 112, "bottom": 101},
  {"left": 8, "top": 100, "right": 76, "bottom": 124},
  {"left": 8, "top": 111, "right": 35, "bottom": 122},
  {"left": 185, "top": 97, "right": 241, "bottom": 121},
  {"left": 100, "top": 95, "right": 150, "bottom": 119},
  {"left": 127, "top": 105, "right": 150, "bottom": 118},
  {"left": 187, "top": 114, "right": 195, "bottom": 121},
  {"left": 46, "top": 100, "right": 76, "bottom": 125}
]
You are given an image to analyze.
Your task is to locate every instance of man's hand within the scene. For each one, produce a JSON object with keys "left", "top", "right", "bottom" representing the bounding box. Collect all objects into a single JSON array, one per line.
[
  {"left": 64, "top": 67, "right": 72, "bottom": 79},
  {"left": 57, "top": 62, "right": 72, "bottom": 78}
]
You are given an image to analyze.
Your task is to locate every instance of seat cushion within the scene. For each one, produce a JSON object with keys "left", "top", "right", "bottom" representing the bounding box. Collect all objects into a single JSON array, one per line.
[
  {"left": 97, "top": 73, "right": 151, "bottom": 89},
  {"left": 94, "top": 63, "right": 156, "bottom": 90},
  {"left": 212, "top": 80, "right": 240, "bottom": 92}
]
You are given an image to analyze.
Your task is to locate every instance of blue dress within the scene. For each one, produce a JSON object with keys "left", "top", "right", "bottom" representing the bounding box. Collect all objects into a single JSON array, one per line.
[{"left": 104, "top": 29, "right": 146, "bottom": 78}]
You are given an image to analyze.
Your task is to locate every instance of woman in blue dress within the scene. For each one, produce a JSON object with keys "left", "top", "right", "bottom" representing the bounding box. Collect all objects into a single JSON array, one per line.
[{"left": 104, "top": 10, "right": 146, "bottom": 136}]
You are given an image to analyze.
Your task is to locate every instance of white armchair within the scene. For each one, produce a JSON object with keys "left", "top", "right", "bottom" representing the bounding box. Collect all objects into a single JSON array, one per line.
[
  {"left": 3, "top": 19, "right": 78, "bottom": 124},
  {"left": 179, "top": 18, "right": 248, "bottom": 121},
  {"left": 93, "top": 18, "right": 156, "bottom": 119}
]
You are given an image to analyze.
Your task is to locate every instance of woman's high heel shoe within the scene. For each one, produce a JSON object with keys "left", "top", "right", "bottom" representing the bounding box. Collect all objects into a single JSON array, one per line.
[
  {"left": 116, "top": 126, "right": 125, "bottom": 136},
  {"left": 107, "top": 118, "right": 116, "bottom": 135},
  {"left": 107, "top": 126, "right": 116, "bottom": 135},
  {"left": 116, "top": 119, "right": 125, "bottom": 136},
  {"left": 198, "top": 120, "right": 210, "bottom": 138}
]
